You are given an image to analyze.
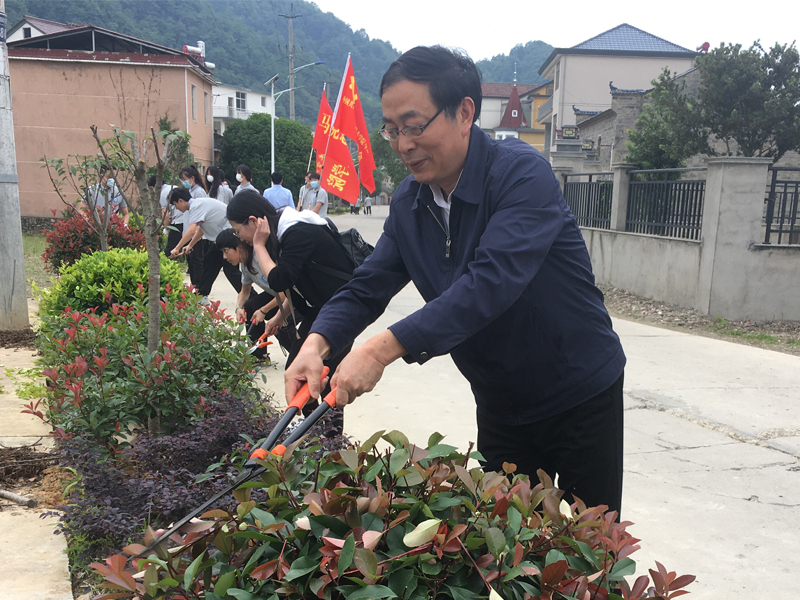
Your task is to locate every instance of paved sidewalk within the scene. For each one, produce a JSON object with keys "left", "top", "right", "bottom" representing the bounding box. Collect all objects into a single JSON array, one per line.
[
  {"left": 208, "top": 205, "right": 799, "bottom": 599},
  {"left": 0, "top": 345, "right": 73, "bottom": 600}
]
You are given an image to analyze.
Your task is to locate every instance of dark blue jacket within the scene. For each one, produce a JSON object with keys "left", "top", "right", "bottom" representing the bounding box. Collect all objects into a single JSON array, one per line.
[{"left": 311, "top": 125, "right": 625, "bottom": 425}]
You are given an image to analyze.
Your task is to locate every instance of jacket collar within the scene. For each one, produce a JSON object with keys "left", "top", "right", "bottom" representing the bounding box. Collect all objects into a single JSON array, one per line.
[{"left": 411, "top": 124, "right": 490, "bottom": 210}]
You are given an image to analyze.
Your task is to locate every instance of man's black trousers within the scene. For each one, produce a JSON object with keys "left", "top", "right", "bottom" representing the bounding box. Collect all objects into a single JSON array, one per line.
[
  {"left": 477, "top": 372, "right": 624, "bottom": 516},
  {"left": 195, "top": 239, "right": 243, "bottom": 297}
]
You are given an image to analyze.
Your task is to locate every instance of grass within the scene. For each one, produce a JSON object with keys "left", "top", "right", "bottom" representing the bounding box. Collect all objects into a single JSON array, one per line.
[
  {"left": 712, "top": 317, "right": 799, "bottom": 346},
  {"left": 22, "top": 234, "right": 53, "bottom": 297}
]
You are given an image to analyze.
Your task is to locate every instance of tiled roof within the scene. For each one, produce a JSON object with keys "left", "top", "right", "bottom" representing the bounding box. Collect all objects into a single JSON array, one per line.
[
  {"left": 499, "top": 85, "right": 527, "bottom": 128},
  {"left": 573, "top": 23, "right": 692, "bottom": 53},
  {"left": 8, "top": 47, "right": 199, "bottom": 68},
  {"left": 573, "top": 106, "right": 602, "bottom": 116},
  {"left": 22, "top": 15, "right": 80, "bottom": 35},
  {"left": 481, "top": 82, "right": 541, "bottom": 98}
]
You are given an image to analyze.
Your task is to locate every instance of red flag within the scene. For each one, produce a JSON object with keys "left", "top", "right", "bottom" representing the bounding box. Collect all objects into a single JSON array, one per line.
[
  {"left": 320, "top": 122, "right": 360, "bottom": 204},
  {"left": 312, "top": 90, "right": 334, "bottom": 173},
  {"left": 332, "top": 56, "right": 376, "bottom": 192}
]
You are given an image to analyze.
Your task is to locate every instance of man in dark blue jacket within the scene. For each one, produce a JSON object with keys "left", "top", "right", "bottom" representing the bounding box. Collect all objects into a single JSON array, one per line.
[{"left": 285, "top": 46, "right": 626, "bottom": 514}]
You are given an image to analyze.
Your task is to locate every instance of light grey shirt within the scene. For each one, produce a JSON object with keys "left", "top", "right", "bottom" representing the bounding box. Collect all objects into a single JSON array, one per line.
[
  {"left": 304, "top": 187, "right": 328, "bottom": 217},
  {"left": 187, "top": 196, "right": 231, "bottom": 241},
  {"left": 86, "top": 183, "right": 126, "bottom": 213},
  {"left": 234, "top": 181, "right": 256, "bottom": 195},
  {"left": 159, "top": 184, "right": 184, "bottom": 225},
  {"left": 213, "top": 185, "right": 234, "bottom": 205},
  {"left": 240, "top": 254, "right": 275, "bottom": 294}
]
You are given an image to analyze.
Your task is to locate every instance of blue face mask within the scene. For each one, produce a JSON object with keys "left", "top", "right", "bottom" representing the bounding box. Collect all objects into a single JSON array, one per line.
[
  {"left": 310, "top": 180, "right": 320, "bottom": 189},
  {"left": 182, "top": 180, "right": 192, "bottom": 189}
]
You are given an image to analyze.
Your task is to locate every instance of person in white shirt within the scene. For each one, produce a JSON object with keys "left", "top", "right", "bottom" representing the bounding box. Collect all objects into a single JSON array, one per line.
[
  {"left": 84, "top": 167, "right": 130, "bottom": 226},
  {"left": 234, "top": 165, "right": 257, "bottom": 195},
  {"left": 205, "top": 166, "right": 233, "bottom": 205},
  {"left": 168, "top": 187, "right": 243, "bottom": 303},
  {"left": 297, "top": 172, "right": 312, "bottom": 211},
  {"left": 305, "top": 172, "right": 328, "bottom": 217}
]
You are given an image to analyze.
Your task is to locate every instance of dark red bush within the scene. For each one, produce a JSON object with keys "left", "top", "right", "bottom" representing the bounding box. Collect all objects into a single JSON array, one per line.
[{"left": 42, "top": 209, "right": 145, "bottom": 271}]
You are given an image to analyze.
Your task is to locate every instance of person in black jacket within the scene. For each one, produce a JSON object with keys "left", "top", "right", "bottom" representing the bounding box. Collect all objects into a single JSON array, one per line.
[{"left": 226, "top": 190, "right": 353, "bottom": 433}]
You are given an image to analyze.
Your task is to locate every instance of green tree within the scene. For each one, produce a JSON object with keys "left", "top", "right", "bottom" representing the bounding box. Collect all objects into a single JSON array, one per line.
[
  {"left": 369, "top": 127, "right": 410, "bottom": 190},
  {"left": 626, "top": 69, "right": 709, "bottom": 172},
  {"left": 697, "top": 42, "right": 800, "bottom": 160},
  {"left": 219, "top": 114, "right": 312, "bottom": 196}
]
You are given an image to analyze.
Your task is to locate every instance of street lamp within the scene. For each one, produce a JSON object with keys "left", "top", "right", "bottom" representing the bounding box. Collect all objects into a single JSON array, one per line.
[
  {"left": 289, "top": 60, "right": 324, "bottom": 120},
  {"left": 264, "top": 74, "right": 301, "bottom": 175}
]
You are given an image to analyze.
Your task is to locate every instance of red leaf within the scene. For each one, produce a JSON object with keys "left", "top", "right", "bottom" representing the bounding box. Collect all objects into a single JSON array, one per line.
[{"left": 541, "top": 560, "right": 569, "bottom": 587}]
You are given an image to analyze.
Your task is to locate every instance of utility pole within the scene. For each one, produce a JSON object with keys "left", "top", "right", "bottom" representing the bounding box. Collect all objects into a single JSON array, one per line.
[
  {"left": 0, "top": 0, "right": 30, "bottom": 330},
  {"left": 278, "top": 4, "right": 301, "bottom": 120}
]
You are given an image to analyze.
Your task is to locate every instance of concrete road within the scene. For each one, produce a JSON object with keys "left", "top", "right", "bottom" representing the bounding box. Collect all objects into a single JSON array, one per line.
[{"left": 208, "top": 204, "right": 800, "bottom": 599}]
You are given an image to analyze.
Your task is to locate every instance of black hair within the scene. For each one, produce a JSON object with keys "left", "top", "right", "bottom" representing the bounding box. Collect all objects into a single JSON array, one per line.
[
  {"left": 237, "top": 165, "right": 252, "bottom": 183},
  {"left": 206, "top": 165, "right": 225, "bottom": 199},
  {"left": 380, "top": 45, "right": 482, "bottom": 122},
  {"left": 169, "top": 186, "right": 191, "bottom": 205},
  {"left": 179, "top": 165, "right": 208, "bottom": 192},
  {"left": 148, "top": 174, "right": 157, "bottom": 188},
  {"left": 226, "top": 189, "right": 280, "bottom": 262},
  {"left": 309, "top": 172, "right": 321, "bottom": 181},
  {"left": 215, "top": 228, "right": 257, "bottom": 275},
  {"left": 270, "top": 172, "right": 282, "bottom": 185}
]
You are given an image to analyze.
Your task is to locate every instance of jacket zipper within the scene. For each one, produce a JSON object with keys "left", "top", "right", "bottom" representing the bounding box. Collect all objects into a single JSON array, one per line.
[{"left": 426, "top": 204, "right": 451, "bottom": 258}]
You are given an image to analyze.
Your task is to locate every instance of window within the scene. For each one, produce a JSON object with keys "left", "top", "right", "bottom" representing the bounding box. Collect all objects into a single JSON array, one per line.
[
  {"left": 191, "top": 84, "right": 197, "bottom": 121},
  {"left": 554, "top": 63, "right": 560, "bottom": 89},
  {"left": 261, "top": 96, "right": 267, "bottom": 107},
  {"left": 204, "top": 91, "right": 209, "bottom": 125},
  {"left": 512, "top": 110, "right": 518, "bottom": 118},
  {"left": 23, "top": 27, "right": 32, "bottom": 38},
  {"left": 236, "top": 92, "right": 246, "bottom": 110}
]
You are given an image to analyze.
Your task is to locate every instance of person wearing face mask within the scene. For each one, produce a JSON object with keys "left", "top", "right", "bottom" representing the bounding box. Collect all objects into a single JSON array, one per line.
[
  {"left": 178, "top": 166, "right": 209, "bottom": 289},
  {"left": 84, "top": 166, "right": 130, "bottom": 226},
  {"left": 206, "top": 166, "right": 233, "bottom": 205},
  {"left": 306, "top": 172, "right": 328, "bottom": 217},
  {"left": 234, "top": 165, "right": 256, "bottom": 195}
]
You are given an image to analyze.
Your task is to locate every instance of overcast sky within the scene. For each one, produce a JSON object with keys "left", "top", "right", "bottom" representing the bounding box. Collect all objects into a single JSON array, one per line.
[{"left": 312, "top": 0, "right": 798, "bottom": 62}]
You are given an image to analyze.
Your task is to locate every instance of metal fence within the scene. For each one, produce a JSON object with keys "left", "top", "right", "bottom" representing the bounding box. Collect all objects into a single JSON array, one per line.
[
  {"left": 764, "top": 167, "right": 800, "bottom": 245},
  {"left": 626, "top": 168, "right": 706, "bottom": 240},
  {"left": 563, "top": 172, "right": 613, "bottom": 229}
]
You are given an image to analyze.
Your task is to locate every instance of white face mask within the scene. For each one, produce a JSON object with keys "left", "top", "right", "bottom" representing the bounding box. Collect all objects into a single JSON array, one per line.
[
  {"left": 236, "top": 173, "right": 243, "bottom": 183},
  {"left": 206, "top": 174, "right": 214, "bottom": 183}
]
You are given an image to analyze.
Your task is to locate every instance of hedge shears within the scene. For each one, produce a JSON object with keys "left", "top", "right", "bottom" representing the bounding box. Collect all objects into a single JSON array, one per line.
[
  {"left": 134, "top": 367, "right": 339, "bottom": 558},
  {"left": 247, "top": 331, "right": 273, "bottom": 355}
]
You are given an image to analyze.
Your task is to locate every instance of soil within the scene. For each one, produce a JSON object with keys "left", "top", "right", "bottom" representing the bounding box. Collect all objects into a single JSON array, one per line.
[
  {"left": 0, "top": 327, "right": 37, "bottom": 350},
  {"left": 599, "top": 284, "right": 800, "bottom": 357},
  {"left": 0, "top": 445, "right": 65, "bottom": 510}
]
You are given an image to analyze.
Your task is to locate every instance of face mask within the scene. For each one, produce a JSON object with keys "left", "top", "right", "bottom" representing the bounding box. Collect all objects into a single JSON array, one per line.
[
  {"left": 236, "top": 174, "right": 243, "bottom": 183},
  {"left": 182, "top": 180, "right": 192, "bottom": 189},
  {"left": 310, "top": 180, "right": 320, "bottom": 189},
  {"left": 206, "top": 174, "right": 214, "bottom": 183},
  {"left": 222, "top": 183, "right": 229, "bottom": 188}
]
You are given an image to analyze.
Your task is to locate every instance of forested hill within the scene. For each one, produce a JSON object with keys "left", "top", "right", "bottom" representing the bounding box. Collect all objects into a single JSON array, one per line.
[
  {"left": 476, "top": 41, "right": 554, "bottom": 85},
  {"left": 6, "top": 0, "right": 553, "bottom": 129}
]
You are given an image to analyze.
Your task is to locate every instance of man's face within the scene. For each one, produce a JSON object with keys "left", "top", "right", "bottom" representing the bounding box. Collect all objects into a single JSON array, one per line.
[
  {"left": 381, "top": 80, "right": 473, "bottom": 196},
  {"left": 222, "top": 247, "right": 240, "bottom": 265},
  {"left": 173, "top": 199, "right": 189, "bottom": 213}
]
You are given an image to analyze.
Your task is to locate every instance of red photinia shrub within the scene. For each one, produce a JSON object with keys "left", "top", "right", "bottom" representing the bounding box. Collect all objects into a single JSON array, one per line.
[{"left": 42, "top": 209, "right": 145, "bottom": 271}]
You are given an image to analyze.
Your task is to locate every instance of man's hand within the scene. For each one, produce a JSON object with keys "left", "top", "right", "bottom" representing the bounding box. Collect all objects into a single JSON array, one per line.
[
  {"left": 182, "top": 245, "right": 193, "bottom": 255},
  {"left": 235, "top": 307, "right": 246, "bottom": 324},
  {"left": 251, "top": 308, "right": 267, "bottom": 324},
  {"left": 329, "top": 345, "right": 388, "bottom": 408},
  {"left": 284, "top": 334, "right": 331, "bottom": 403}
]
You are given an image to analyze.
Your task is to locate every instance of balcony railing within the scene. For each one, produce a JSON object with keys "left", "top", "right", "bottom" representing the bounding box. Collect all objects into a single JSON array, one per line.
[{"left": 212, "top": 106, "right": 256, "bottom": 120}]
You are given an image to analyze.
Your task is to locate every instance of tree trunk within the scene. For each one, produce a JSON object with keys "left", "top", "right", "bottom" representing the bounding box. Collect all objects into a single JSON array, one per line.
[{"left": 133, "top": 163, "right": 162, "bottom": 355}]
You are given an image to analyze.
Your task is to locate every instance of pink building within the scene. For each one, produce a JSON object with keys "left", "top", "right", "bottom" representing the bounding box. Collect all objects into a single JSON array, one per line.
[{"left": 7, "top": 17, "right": 215, "bottom": 220}]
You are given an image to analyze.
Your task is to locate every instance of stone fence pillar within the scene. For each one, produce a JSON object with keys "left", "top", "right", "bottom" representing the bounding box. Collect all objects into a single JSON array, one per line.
[
  {"left": 609, "top": 163, "right": 637, "bottom": 231},
  {"left": 551, "top": 166, "right": 572, "bottom": 192},
  {"left": 695, "top": 157, "right": 773, "bottom": 316}
]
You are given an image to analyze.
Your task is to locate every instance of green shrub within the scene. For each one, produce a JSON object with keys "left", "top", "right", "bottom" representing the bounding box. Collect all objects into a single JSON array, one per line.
[
  {"left": 92, "top": 432, "right": 695, "bottom": 600},
  {"left": 38, "top": 248, "right": 184, "bottom": 318},
  {"left": 25, "top": 292, "right": 257, "bottom": 450}
]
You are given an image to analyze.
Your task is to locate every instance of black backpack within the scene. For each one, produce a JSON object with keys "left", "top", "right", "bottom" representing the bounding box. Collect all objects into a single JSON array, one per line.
[{"left": 312, "top": 218, "right": 375, "bottom": 281}]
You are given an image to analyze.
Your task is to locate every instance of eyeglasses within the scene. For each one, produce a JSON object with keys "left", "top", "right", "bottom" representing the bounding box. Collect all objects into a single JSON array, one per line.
[{"left": 380, "top": 108, "right": 443, "bottom": 142}]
